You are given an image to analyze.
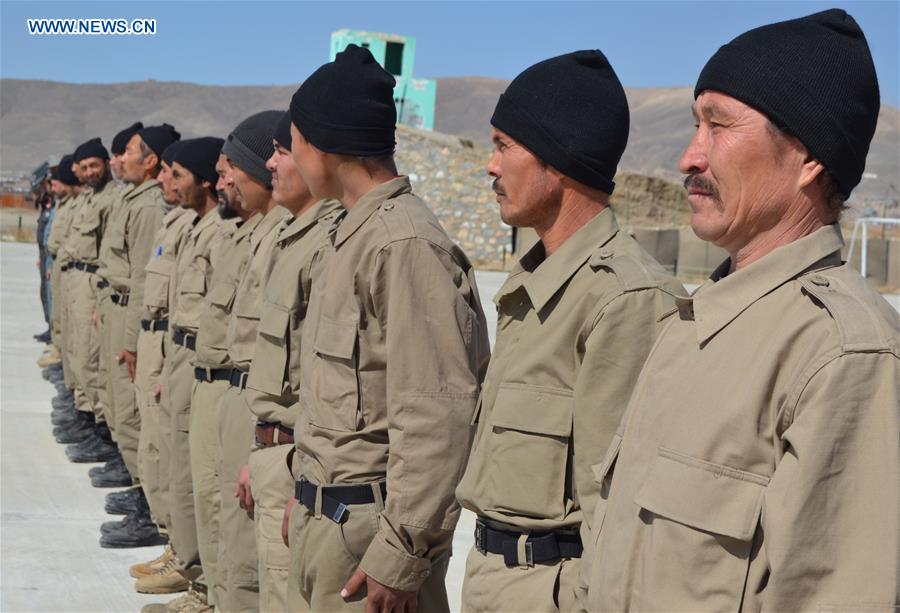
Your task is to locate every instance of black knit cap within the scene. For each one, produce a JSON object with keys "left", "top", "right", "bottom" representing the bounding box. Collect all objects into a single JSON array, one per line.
[
  {"left": 161, "top": 140, "right": 185, "bottom": 167},
  {"left": 73, "top": 137, "right": 109, "bottom": 162},
  {"left": 273, "top": 111, "right": 292, "bottom": 151},
  {"left": 222, "top": 110, "right": 281, "bottom": 187},
  {"left": 138, "top": 123, "right": 182, "bottom": 158},
  {"left": 111, "top": 121, "right": 143, "bottom": 155},
  {"left": 173, "top": 137, "right": 225, "bottom": 185},
  {"left": 491, "top": 50, "right": 629, "bottom": 194},
  {"left": 290, "top": 44, "right": 396, "bottom": 156},
  {"left": 54, "top": 154, "right": 80, "bottom": 186},
  {"left": 695, "top": 9, "right": 879, "bottom": 197}
]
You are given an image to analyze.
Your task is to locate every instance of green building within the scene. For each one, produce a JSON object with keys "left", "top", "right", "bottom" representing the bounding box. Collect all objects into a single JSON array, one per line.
[{"left": 330, "top": 29, "right": 436, "bottom": 130}]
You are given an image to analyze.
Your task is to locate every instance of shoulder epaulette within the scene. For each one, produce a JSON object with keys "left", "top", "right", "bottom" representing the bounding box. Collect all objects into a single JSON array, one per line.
[{"left": 589, "top": 251, "right": 660, "bottom": 292}]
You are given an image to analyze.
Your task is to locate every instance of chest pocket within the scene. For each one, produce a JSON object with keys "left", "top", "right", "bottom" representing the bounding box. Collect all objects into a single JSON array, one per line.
[
  {"left": 207, "top": 282, "right": 236, "bottom": 314},
  {"left": 251, "top": 301, "right": 292, "bottom": 396},
  {"left": 73, "top": 216, "right": 102, "bottom": 260},
  {"left": 484, "top": 383, "right": 574, "bottom": 520},
  {"left": 309, "top": 315, "right": 360, "bottom": 432},
  {"left": 105, "top": 224, "right": 127, "bottom": 253},
  {"left": 632, "top": 447, "right": 768, "bottom": 608},
  {"left": 143, "top": 255, "right": 172, "bottom": 309},
  {"left": 179, "top": 268, "right": 207, "bottom": 296}
]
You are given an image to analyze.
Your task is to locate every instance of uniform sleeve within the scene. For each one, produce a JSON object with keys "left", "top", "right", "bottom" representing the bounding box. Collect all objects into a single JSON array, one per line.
[
  {"left": 358, "top": 238, "right": 488, "bottom": 592},
  {"left": 573, "top": 288, "right": 675, "bottom": 531},
  {"left": 760, "top": 351, "right": 899, "bottom": 610},
  {"left": 123, "top": 203, "right": 166, "bottom": 352}
]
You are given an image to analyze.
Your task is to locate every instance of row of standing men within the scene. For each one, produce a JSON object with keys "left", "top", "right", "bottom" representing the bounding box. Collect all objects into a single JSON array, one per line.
[{"left": 38, "top": 8, "right": 899, "bottom": 613}]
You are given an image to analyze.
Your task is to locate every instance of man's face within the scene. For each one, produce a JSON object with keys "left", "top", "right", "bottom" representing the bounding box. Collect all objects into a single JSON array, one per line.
[
  {"left": 215, "top": 154, "right": 239, "bottom": 208},
  {"left": 232, "top": 163, "right": 269, "bottom": 213},
  {"left": 486, "top": 128, "right": 561, "bottom": 228},
  {"left": 50, "top": 179, "right": 69, "bottom": 198},
  {"left": 679, "top": 91, "right": 806, "bottom": 252},
  {"left": 79, "top": 156, "right": 108, "bottom": 188},
  {"left": 171, "top": 161, "right": 206, "bottom": 209},
  {"left": 122, "top": 134, "right": 150, "bottom": 184},
  {"left": 158, "top": 162, "right": 179, "bottom": 204},
  {"left": 110, "top": 153, "right": 125, "bottom": 180},
  {"left": 266, "top": 142, "right": 312, "bottom": 213},
  {"left": 290, "top": 123, "right": 332, "bottom": 200}
]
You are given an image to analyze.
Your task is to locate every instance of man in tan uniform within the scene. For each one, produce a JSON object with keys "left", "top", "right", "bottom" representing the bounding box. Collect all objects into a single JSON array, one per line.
[
  {"left": 96, "top": 123, "right": 174, "bottom": 549},
  {"left": 586, "top": 10, "right": 899, "bottom": 611},
  {"left": 246, "top": 112, "right": 341, "bottom": 612},
  {"left": 454, "top": 51, "right": 684, "bottom": 612},
  {"left": 127, "top": 141, "right": 198, "bottom": 591},
  {"left": 62, "top": 138, "right": 122, "bottom": 464},
  {"left": 135, "top": 137, "right": 228, "bottom": 607},
  {"left": 216, "top": 110, "right": 291, "bottom": 613},
  {"left": 49, "top": 155, "right": 91, "bottom": 443},
  {"left": 286, "top": 46, "right": 491, "bottom": 612},
  {"left": 188, "top": 144, "right": 261, "bottom": 611}
]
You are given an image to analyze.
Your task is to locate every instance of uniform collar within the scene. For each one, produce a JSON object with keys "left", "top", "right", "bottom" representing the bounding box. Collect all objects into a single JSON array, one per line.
[
  {"left": 191, "top": 207, "right": 220, "bottom": 238},
  {"left": 250, "top": 206, "right": 290, "bottom": 250},
  {"left": 124, "top": 178, "right": 159, "bottom": 202},
  {"left": 278, "top": 199, "right": 341, "bottom": 244},
  {"left": 494, "top": 207, "right": 619, "bottom": 313},
  {"left": 684, "top": 224, "right": 844, "bottom": 345},
  {"left": 333, "top": 176, "right": 411, "bottom": 248},
  {"left": 233, "top": 212, "right": 260, "bottom": 241}
]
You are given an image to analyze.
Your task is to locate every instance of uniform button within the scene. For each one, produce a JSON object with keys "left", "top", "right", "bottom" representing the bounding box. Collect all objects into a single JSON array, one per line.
[
  {"left": 810, "top": 275, "right": 830, "bottom": 287},
  {"left": 383, "top": 202, "right": 394, "bottom": 211},
  {"left": 598, "top": 249, "right": 613, "bottom": 259}
]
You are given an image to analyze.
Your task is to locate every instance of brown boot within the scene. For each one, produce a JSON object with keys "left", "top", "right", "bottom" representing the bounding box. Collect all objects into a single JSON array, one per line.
[
  {"left": 133, "top": 555, "right": 189, "bottom": 594},
  {"left": 130, "top": 544, "right": 175, "bottom": 578},
  {"left": 163, "top": 584, "right": 212, "bottom": 613},
  {"left": 37, "top": 346, "right": 61, "bottom": 367}
]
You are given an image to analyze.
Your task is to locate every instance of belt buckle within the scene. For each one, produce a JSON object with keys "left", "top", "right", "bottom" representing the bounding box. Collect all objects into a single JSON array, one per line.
[
  {"left": 239, "top": 371, "right": 248, "bottom": 389},
  {"left": 331, "top": 501, "right": 348, "bottom": 524},
  {"left": 474, "top": 521, "right": 486, "bottom": 555},
  {"left": 524, "top": 541, "right": 534, "bottom": 567}
]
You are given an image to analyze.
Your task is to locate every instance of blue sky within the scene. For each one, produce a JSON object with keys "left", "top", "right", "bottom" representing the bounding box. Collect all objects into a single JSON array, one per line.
[{"left": 2, "top": 1, "right": 898, "bottom": 106}]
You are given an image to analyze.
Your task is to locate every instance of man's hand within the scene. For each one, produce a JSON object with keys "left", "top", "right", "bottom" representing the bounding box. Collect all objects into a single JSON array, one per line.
[
  {"left": 91, "top": 311, "right": 99, "bottom": 327},
  {"left": 234, "top": 463, "right": 254, "bottom": 518},
  {"left": 341, "top": 568, "right": 417, "bottom": 613},
  {"left": 118, "top": 349, "right": 137, "bottom": 381},
  {"left": 282, "top": 497, "right": 296, "bottom": 546},
  {"left": 152, "top": 383, "right": 162, "bottom": 400}
]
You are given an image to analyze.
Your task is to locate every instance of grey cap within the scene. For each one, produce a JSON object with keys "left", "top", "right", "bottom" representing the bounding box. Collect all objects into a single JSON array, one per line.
[{"left": 221, "top": 110, "right": 282, "bottom": 188}]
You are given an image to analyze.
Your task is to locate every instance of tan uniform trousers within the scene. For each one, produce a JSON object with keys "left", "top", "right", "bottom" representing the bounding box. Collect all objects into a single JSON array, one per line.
[
  {"left": 216, "top": 385, "right": 259, "bottom": 611},
  {"left": 189, "top": 377, "right": 228, "bottom": 607},
  {"left": 135, "top": 328, "right": 168, "bottom": 526},
  {"left": 248, "top": 444, "right": 293, "bottom": 612},
  {"left": 288, "top": 498, "right": 451, "bottom": 612},
  {"left": 98, "top": 294, "right": 115, "bottom": 430},
  {"left": 51, "top": 263, "right": 75, "bottom": 391},
  {"left": 106, "top": 300, "right": 140, "bottom": 479},
  {"left": 64, "top": 269, "right": 104, "bottom": 420},
  {"left": 461, "top": 548, "right": 583, "bottom": 613},
  {"left": 161, "top": 340, "right": 201, "bottom": 578}
]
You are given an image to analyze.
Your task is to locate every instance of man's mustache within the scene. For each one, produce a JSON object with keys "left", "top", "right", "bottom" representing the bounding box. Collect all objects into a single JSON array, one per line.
[{"left": 683, "top": 174, "right": 720, "bottom": 201}]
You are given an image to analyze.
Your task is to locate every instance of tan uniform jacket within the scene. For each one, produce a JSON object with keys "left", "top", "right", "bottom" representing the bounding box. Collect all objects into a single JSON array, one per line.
[
  {"left": 97, "top": 183, "right": 135, "bottom": 283},
  {"left": 193, "top": 214, "right": 260, "bottom": 370},
  {"left": 295, "top": 177, "right": 491, "bottom": 592},
  {"left": 140, "top": 206, "right": 197, "bottom": 324},
  {"left": 246, "top": 199, "right": 342, "bottom": 428},
  {"left": 64, "top": 181, "right": 122, "bottom": 265},
  {"left": 100, "top": 180, "right": 169, "bottom": 352},
  {"left": 586, "top": 225, "right": 900, "bottom": 611},
  {"left": 169, "top": 209, "right": 231, "bottom": 334},
  {"left": 57, "top": 190, "right": 90, "bottom": 265},
  {"left": 225, "top": 206, "right": 292, "bottom": 372},
  {"left": 456, "top": 208, "right": 685, "bottom": 535},
  {"left": 47, "top": 195, "right": 75, "bottom": 258}
]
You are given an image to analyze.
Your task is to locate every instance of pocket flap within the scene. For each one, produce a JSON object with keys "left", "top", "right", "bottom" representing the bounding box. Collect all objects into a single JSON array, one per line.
[
  {"left": 106, "top": 226, "right": 126, "bottom": 249},
  {"left": 179, "top": 269, "right": 206, "bottom": 294},
  {"left": 635, "top": 447, "right": 768, "bottom": 541},
  {"left": 78, "top": 216, "right": 101, "bottom": 233},
  {"left": 314, "top": 316, "right": 357, "bottom": 360},
  {"left": 145, "top": 255, "right": 172, "bottom": 275},
  {"left": 259, "top": 302, "right": 290, "bottom": 338},
  {"left": 592, "top": 433, "right": 622, "bottom": 484},
  {"left": 207, "top": 282, "right": 236, "bottom": 309},
  {"left": 490, "top": 384, "right": 573, "bottom": 437}
]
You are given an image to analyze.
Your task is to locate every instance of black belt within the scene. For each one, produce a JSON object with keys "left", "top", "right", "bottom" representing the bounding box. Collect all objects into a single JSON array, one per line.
[
  {"left": 295, "top": 476, "right": 387, "bottom": 524},
  {"left": 111, "top": 291, "right": 129, "bottom": 306},
  {"left": 141, "top": 319, "right": 169, "bottom": 332},
  {"left": 474, "top": 518, "right": 583, "bottom": 567},
  {"left": 72, "top": 261, "right": 99, "bottom": 274},
  {"left": 229, "top": 368, "right": 249, "bottom": 389},
  {"left": 194, "top": 367, "right": 231, "bottom": 382},
  {"left": 61, "top": 263, "right": 71, "bottom": 272},
  {"left": 172, "top": 328, "right": 196, "bottom": 351},
  {"left": 97, "top": 279, "right": 110, "bottom": 289}
]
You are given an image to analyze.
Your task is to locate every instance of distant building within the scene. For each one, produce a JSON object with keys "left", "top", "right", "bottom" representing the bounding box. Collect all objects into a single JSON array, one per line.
[{"left": 330, "top": 29, "right": 437, "bottom": 131}]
